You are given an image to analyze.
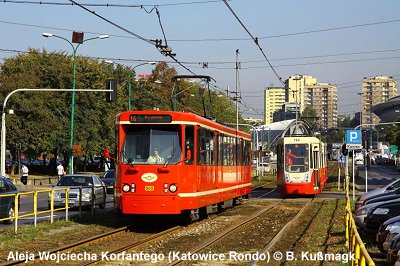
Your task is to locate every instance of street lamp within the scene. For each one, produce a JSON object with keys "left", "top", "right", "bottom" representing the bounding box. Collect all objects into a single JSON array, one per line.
[
  {"left": 105, "top": 61, "right": 156, "bottom": 110},
  {"left": 43, "top": 32, "right": 109, "bottom": 174}
]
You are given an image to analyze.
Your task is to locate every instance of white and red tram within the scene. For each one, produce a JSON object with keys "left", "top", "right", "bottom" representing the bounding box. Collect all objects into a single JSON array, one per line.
[{"left": 276, "top": 136, "right": 328, "bottom": 195}]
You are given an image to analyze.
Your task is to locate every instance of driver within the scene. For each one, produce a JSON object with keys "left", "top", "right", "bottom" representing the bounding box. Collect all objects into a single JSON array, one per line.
[{"left": 147, "top": 146, "right": 164, "bottom": 164}]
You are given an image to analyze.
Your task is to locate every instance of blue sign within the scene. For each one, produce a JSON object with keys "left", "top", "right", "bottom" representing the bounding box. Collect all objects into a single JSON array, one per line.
[{"left": 346, "top": 130, "right": 361, "bottom": 144}]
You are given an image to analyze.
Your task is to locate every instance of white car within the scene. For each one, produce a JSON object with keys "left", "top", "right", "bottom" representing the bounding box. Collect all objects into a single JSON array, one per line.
[{"left": 48, "top": 174, "right": 106, "bottom": 209}]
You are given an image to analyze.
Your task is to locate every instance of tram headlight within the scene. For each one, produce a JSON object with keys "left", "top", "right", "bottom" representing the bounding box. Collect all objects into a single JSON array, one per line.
[
  {"left": 131, "top": 183, "right": 135, "bottom": 192},
  {"left": 122, "top": 184, "right": 130, "bottom": 192},
  {"left": 169, "top": 184, "right": 177, "bottom": 193}
]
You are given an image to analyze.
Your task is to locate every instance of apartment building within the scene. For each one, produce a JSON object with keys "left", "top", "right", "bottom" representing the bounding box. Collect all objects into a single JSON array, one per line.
[
  {"left": 264, "top": 87, "right": 286, "bottom": 124},
  {"left": 304, "top": 83, "right": 338, "bottom": 128},
  {"left": 361, "top": 76, "right": 397, "bottom": 125}
]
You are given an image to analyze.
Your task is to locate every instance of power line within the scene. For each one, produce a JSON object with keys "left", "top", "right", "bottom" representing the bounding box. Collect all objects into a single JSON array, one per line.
[
  {"left": 1, "top": 0, "right": 226, "bottom": 7},
  {"left": 222, "top": 0, "right": 284, "bottom": 86}
]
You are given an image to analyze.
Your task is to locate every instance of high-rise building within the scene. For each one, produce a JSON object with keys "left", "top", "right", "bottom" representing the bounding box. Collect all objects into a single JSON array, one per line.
[
  {"left": 264, "top": 86, "right": 285, "bottom": 124},
  {"left": 304, "top": 83, "right": 338, "bottom": 128},
  {"left": 285, "top": 75, "right": 317, "bottom": 114},
  {"left": 361, "top": 76, "right": 397, "bottom": 125},
  {"left": 282, "top": 75, "right": 337, "bottom": 128}
]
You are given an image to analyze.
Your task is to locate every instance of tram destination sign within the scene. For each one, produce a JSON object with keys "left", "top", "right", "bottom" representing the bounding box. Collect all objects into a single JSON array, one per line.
[{"left": 129, "top": 114, "right": 172, "bottom": 123}]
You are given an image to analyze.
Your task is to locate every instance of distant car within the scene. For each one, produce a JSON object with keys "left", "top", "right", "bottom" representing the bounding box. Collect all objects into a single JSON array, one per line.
[
  {"left": 355, "top": 179, "right": 400, "bottom": 211},
  {"left": 102, "top": 169, "right": 115, "bottom": 194},
  {"left": 355, "top": 158, "right": 364, "bottom": 165},
  {"left": 49, "top": 174, "right": 106, "bottom": 209},
  {"left": 0, "top": 176, "right": 19, "bottom": 224}
]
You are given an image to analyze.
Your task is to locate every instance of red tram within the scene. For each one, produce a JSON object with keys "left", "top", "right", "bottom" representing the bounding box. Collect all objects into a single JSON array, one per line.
[
  {"left": 276, "top": 136, "right": 328, "bottom": 195},
  {"left": 112, "top": 110, "right": 252, "bottom": 220}
]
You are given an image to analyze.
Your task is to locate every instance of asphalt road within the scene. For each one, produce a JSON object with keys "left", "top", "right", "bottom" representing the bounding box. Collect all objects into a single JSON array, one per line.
[{"left": 0, "top": 191, "right": 114, "bottom": 229}]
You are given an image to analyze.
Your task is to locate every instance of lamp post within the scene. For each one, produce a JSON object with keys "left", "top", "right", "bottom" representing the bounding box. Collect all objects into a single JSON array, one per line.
[
  {"left": 105, "top": 61, "right": 156, "bottom": 110},
  {"left": 43, "top": 32, "right": 109, "bottom": 174},
  {"left": 129, "top": 62, "right": 157, "bottom": 110}
]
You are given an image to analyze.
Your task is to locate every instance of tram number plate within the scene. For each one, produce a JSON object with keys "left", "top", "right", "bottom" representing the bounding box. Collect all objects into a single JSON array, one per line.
[{"left": 145, "top": 186, "right": 154, "bottom": 191}]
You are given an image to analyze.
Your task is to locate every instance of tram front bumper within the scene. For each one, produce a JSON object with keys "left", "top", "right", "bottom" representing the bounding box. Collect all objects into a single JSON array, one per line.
[{"left": 121, "top": 194, "right": 181, "bottom": 215}]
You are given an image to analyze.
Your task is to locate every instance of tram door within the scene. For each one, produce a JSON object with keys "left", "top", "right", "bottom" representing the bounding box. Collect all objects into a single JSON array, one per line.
[{"left": 312, "top": 144, "right": 320, "bottom": 189}]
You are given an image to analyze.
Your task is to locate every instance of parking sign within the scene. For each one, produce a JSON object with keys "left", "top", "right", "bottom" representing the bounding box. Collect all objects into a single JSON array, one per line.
[{"left": 346, "top": 130, "right": 362, "bottom": 150}]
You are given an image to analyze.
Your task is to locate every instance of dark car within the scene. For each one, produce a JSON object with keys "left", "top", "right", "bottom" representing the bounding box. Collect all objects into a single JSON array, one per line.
[
  {"left": 355, "top": 179, "right": 400, "bottom": 211},
  {"left": 0, "top": 176, "right": 19, "bottom": 224},
  {"left": 48, "top": 174, "right": 106, "bottom": 209},
  {"left": 363, "top": 190, "right": 400, "bottom": 207},
  {"left": 377, "top": 215, "right": 400, "bottom": 252},
  {"left": 365, "top": 199, "right": 400, "bottom": 242},
  {"left": 101, "top": 169, "right": 115, "bottom": 194},
  {"left": 387, "top": 234, "right": 400, "bottom": 265}
]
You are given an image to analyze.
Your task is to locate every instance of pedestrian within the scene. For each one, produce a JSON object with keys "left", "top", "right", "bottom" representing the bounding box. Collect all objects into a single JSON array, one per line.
[
  {"left": 20, "top": 164, "right": 29, "bottom": 185},
  {"left": 57, "top": 162, "right": 64, "bottom": 181}
]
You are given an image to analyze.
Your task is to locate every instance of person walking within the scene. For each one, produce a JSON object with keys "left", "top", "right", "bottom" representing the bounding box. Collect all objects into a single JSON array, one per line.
[
  {"left": 57, "top": 162, "right": 64, "bottom": 181},
  {"left": 21, "top": 164, "right": 29, "bottom": 185}
]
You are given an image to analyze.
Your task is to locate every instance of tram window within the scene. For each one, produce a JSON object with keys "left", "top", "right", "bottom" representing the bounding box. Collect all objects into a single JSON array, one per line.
[
  {"left": 121, "top": 125, "right": 181, "bottom": 165},
  {"left": 218, "top": 135, "right": 224, "bottom": 166},
  {"left": 198, "top": 129, "right": 214, "bottom": 165},
  {"left": 185, "top": 126, "right": 194, "bottom": 165},
  {"left": 243, "top": 140, "right": 250, "bottom": 165},
  {"left": 285, "top": 144, "right": 309, "bottom": 172}
]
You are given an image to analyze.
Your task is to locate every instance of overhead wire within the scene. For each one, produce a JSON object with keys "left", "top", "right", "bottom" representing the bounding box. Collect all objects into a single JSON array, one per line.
[
  {"left": 0, "top": 0, "right": 227, "bottom": 7},
  {"left": 67, "top": 0, "right": 196, "bottom": 75},
  {"left": 222, "top": 0, "right": 284, "bottom": 86}
]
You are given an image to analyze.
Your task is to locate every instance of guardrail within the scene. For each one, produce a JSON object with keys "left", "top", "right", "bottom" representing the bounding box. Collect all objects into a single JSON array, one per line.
[
  {"left": 344, "top": 175, "right": 375, "bottom": 266},
  {"left": 0, "top": 185, "right": 111, "bottom": 233}
]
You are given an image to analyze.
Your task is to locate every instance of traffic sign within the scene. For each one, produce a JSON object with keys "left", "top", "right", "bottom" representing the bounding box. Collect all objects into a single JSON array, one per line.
[
  {"left": 346, "top": 130, "right": 361, "bottom": 144},
  {"left": 346, "top": 143, "right": 362, "bottom": 150}
]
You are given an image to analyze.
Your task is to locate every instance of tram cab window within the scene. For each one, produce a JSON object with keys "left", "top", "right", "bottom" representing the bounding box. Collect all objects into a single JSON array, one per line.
[
  {"left": 121, "top": 125, "right": 182, "bottom": 165},
  {"left": 185, "top": 126, "right": 194, "bottom": 165},
  {"left": 285, "top": 144, "right": 309, "bottom": 172}
]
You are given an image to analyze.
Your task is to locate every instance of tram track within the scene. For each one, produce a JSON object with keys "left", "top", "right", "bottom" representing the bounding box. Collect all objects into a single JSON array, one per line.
[
  {"left": 164, "top": 201, "right": 283, "bottom": 266},
  {"left": 247, "top": 197, "right": 315, "bottom": 266}
]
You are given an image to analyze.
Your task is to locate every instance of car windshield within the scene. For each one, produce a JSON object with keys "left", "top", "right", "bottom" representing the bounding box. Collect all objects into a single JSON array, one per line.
[
  {"left": 58, "top": 176, "right": 93, "bottom": 186},
  {"left": 121, "top": 125, "right": 182, "bottom": 165}
]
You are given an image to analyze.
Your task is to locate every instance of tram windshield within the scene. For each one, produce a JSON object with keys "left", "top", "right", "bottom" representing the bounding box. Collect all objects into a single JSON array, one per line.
[
  {"left": 121, "top": 125, "right": 182, "bottom": 165},
  {"left": 285, "top": 144, "right": 309, "bottom": 172}
]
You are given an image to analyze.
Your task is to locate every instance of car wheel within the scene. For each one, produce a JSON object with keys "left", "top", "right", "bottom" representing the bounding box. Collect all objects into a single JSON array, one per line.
[{"left": 4, "top": 205, "right": 15, "bottom": 224}]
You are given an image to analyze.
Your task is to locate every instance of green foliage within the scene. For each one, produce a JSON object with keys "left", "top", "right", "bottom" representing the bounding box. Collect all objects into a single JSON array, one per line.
[{"left": 0, "top": 50, "right": 240, "bottom": 167}]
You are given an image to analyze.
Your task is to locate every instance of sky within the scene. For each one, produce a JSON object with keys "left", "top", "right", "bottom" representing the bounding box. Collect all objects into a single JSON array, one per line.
[{"left": 1, "top": 0, "right": 400, "bottom": 120}]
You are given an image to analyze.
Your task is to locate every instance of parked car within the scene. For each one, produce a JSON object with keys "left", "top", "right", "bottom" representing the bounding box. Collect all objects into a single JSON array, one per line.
[
  {"left": 377, "top": 215, "right": 400, "bottom": 252},
  {"left": 364, "top": 199, "right": 400, "bottom": 242},
  {"left": 48, "top": 174, "right": 106, "bottom": 209},
  {"left": 363, "top": 189, "right": 400, "bottom": 207},
  {"left": 0, "top": 176, "right": 19, "bottom": 224},
  {"left": 355, "top": 179, "right": 400, "bottom": 211},
  {"left": 101, "top": 169, "right": 115, "bottom": 194},
  {"left": 387, "top": 234, "right": 400, "bottom": 265}
]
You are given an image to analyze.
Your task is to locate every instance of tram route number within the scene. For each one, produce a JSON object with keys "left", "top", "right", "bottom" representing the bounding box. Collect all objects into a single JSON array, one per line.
[{"left": 145, "top": 186, "right": 155, "bottom": 191}]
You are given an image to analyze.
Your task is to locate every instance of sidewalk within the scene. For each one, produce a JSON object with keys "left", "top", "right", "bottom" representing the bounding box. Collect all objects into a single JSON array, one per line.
[{"left": 8, "top": 175, "right": 58, "bottom": 192}]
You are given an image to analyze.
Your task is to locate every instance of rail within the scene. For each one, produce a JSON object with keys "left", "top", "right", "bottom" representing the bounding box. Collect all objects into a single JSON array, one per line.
[
  {"left": 344, "top": 174, "right": 375, "bottom": 266},
  {"left": 0, "top": 185, "right": 111, "bottom": 233}
]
